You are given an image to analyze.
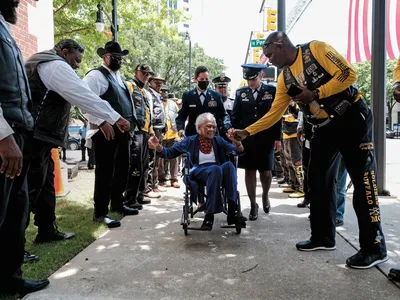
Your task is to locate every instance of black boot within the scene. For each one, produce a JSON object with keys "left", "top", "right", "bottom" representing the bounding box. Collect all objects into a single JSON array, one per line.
[
  {"left": 34, "top": 222, "right": 75, "bottom": 244},
  {"left": 201, "top": 214, "right": 214, "bottom": 231},
  {"left": 389, "top": 268, "right": 400, "bottom": 281}
]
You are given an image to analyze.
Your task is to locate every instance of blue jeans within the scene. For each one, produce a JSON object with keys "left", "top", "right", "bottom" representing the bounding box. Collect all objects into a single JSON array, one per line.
[{"left": 336, "top": 156, "right": 347, "bottom": 221}]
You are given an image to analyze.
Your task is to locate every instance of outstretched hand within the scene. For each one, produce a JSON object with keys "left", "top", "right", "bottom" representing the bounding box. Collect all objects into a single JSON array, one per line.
[
  {"left": 116, "top": 117, "right": 130, "bottom": 132},
  {"left": 228, "top": 128, "right": 249, "bottom": 141},
  {"left": 148, "top": 135, "right": 160, "bottom": 150}
]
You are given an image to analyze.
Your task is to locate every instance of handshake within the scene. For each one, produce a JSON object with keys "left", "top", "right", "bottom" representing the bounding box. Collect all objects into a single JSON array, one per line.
[{"left": 226, "top": 128, "right": 250, "bottom": 141}]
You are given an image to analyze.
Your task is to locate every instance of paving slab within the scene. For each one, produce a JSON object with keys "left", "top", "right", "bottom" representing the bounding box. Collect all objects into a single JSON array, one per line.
[{"left": 25, "top": 169, "right": 400, "bottom": 300}]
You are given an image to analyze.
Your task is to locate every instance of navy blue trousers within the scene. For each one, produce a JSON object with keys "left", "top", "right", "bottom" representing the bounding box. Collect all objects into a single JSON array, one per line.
[{"left": 189, "top": 162, "right": 236, "bottom": 214}]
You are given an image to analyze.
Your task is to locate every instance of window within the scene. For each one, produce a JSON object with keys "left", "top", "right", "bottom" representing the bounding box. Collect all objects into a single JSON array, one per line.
[
  {"left": 183, "top": 0, "right": 189, "bottom": 3},
  {"left": 184, "top": 24, "right": 189, "bottom": 28}
]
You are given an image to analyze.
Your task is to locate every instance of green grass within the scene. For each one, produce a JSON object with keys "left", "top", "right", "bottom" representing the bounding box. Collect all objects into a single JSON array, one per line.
[
  {"left": 22, "top": 198, "right": 119, "bottom": 281},
  {"left": 2, "top": 197, "right": 116, "bottom": 299}
]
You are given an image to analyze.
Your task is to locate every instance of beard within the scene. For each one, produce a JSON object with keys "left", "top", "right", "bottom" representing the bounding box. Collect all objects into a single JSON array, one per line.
[{"left": 0, "top": 0, "right": 18, "bottom": 24}]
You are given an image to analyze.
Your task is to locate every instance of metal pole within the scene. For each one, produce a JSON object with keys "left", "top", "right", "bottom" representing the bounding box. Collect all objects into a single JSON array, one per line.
[
  {"left": 371, "top": 0, "right": 389, "bottom": 195},
  {"left": 188, "top": 38, "right": 192, "bottom": 90},
  {"left": 112, "top": 0, "right": 118, "bottom": 42},
  {"left": 277, "top": 0, "right": 286, "bottom": 32}
]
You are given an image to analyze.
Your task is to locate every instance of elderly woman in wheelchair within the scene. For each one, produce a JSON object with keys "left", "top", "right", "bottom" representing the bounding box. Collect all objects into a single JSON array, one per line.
[{"left": 148, "top": 112, "right": 246, "bottom": 231}]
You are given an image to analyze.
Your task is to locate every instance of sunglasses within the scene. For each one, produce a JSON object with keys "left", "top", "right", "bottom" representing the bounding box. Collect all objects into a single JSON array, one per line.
[
  {"left": 107, "top": 55, "right": 123, "bottom": 61},
  {"left": 262, "top": 41, "right": 282, "bottom": 49}
]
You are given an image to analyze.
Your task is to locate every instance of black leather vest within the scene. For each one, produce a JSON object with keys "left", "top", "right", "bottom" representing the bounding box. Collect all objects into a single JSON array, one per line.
[
  {"left": 93, "top": 67, "right": 136, "bottom": 131},
  {"left": 282, "top": 42, "right": 358, "bottom": 125},
  {"left": 25, "top": 50, "right": 71, "bottom": 147},
  {"left": 0, "top": 21, "right": 33, "bottom": 131}
]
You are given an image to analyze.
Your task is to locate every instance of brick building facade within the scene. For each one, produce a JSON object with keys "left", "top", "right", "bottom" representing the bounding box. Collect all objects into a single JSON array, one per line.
[{"left": 10, "top": 0, "right": 38, "bottom": 60}]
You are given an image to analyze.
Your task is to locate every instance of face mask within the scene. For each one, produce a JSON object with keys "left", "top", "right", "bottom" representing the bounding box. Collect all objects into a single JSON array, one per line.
[
  {"left": 108, "top": 56, "right": 122, "bottom": 71},
  {"left": 198, "top": 81, "right": 209, "bottom": 90}
]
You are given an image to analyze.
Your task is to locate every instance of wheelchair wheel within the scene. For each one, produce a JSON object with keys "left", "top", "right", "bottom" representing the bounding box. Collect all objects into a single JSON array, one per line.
[{"left": 236, "top": 226, "right": 242, "bottom": 234}]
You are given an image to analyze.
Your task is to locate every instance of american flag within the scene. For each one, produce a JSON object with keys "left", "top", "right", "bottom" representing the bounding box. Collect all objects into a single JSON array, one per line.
[{"left": 347, "top": 0, "right": 400, "bottom": 63}]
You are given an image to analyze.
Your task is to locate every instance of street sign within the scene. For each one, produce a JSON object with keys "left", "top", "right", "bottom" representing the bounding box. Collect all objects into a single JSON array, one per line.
[{"left": 251, "top": 39, "right": 265, "bottom": 47}]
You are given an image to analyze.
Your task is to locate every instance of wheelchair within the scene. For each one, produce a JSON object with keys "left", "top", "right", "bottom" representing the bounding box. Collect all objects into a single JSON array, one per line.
[{"left": 180, "top": 152, "right": 245, "bottom": 235}]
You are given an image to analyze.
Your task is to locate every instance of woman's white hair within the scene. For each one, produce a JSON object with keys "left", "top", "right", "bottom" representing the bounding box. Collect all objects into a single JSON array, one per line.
[{"left": 195, "top": 112, "right": 216, "bottom": 134}]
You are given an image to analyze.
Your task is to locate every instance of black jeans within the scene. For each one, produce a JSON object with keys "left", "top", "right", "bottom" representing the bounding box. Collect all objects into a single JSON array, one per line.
[
  {"left": 126, "top": 131, "right": 150, "bottom": 203},
  {"left": 0, "top": 129, "right": 30, "bottom": 283},
  {"left": 308, "top": 100, "right": 386, "bottom": 255},
  {"left": 81, "top": 138, "right": 86, "bottom": 161},
  {"left": 92, "top": 130, "right": 130, "bottom": 218},
  {"left": 26, "top": 139, "right": 56, "bottom": 231}
]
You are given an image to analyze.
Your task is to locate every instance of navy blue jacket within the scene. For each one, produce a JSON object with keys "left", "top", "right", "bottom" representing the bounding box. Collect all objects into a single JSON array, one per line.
[
  {"left": 176, "top": 88, "right": 231, "bottom": 137},
  {"left": 159, "top": 135, "right": 237, "bottom": 170},
  {"left": 232, "top": 82, "right": 282, "bottom": 143}
]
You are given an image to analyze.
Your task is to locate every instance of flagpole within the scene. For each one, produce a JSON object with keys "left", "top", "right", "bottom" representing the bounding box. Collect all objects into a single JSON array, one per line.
[{"left": 371, "top": 0, "right": 389, "bottom": 195}]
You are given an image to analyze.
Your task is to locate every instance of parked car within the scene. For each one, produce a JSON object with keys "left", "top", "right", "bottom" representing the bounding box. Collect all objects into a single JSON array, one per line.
[
  {"left": 67, "top": 125, "right": 82, "bottom": 150},
  {"left": 386, "top": 128, "right": 396, "bottom": 139},
  {"left": 67, "top": 136, "right": 80, "bottom": 150}
]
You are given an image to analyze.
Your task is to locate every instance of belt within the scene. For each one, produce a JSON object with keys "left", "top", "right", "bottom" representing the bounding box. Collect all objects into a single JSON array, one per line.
[{"left": 307, "top": 117, "right": 333, "bottom": 132}]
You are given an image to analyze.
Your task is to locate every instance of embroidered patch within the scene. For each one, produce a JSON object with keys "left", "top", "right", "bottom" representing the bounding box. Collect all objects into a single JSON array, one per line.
[
  {"left": 208, "top": 101, "right": 217, "bottom": 107},
  {"left": 303, "top": 49, "right": 312, "bottom": 64},
  {"left": 262, "top": 93, "right": 273, "bottom": 100},
  {"left": 241, "top": 92, "right": 247, "bottom": 98}
]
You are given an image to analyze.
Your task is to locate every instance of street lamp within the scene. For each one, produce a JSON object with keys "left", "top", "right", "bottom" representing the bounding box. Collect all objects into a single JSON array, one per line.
[
  {"left": 95, "top": 1, "right": 118, "bottom": 42},
  {"left": 184, "top": 31, "right": 192, "bottom": 90}
]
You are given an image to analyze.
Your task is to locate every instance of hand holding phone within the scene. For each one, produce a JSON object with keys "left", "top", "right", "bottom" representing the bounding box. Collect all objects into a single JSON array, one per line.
[{"left": 287, "top": 84, "right": 303, "bottom": 97}]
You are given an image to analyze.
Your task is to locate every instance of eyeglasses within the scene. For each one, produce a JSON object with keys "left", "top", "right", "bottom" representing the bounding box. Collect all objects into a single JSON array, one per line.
[{"left": 140, "top": 71, "right": 150, "bottom": 76}]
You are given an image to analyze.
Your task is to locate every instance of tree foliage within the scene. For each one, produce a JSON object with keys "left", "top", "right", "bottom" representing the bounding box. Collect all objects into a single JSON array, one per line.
[
  {"left": 53, "top": 0, "right": 225, "bottom": 98},
  {"left": 353, "top": 59, "right": 398, "bottom": 128}
]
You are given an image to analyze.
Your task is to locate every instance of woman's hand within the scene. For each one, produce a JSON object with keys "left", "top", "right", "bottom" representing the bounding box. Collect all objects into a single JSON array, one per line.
[{"left": 148, "top": 135, "right": 160, "bottom": 150}]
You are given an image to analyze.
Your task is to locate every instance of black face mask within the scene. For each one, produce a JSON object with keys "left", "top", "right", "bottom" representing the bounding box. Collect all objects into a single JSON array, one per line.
[
  {"left": 0, "top": 0, "right": 18, "bottom": 24},
  {"left": 198, "top": 81, "right": 209, "bottom": 90},
  {"left": 108, "top": 56, "right": 122, "bottom": 71}
]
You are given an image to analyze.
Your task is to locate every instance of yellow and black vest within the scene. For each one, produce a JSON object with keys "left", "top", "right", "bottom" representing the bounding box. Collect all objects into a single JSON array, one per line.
[{"left": 282, "top": 42, "right": 358, "bottom": 125}]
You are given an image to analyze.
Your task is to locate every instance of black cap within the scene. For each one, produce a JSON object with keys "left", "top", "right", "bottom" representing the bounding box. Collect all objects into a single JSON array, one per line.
[
  {"left": 97, "top": 41, "right": 129, "bottom": 57},
  {"left": 241, "top": 63, "right": 268, "bottom": 80},
  {"left": 135, "top": 64, "right": 155, "bottom": 76},
  {"left": 212, "top": 75, "right": 231, "bottom": 87}
]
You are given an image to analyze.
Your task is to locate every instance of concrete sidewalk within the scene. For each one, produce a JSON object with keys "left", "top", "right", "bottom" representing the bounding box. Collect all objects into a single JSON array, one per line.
[{"left": 25, "top": 168, "right": 400, "bottom": 300}]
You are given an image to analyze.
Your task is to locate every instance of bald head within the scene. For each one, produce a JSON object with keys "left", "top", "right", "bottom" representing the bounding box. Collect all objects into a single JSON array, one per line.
[
  {"left": 264, "top": 31, "right": 293, "bottom": 48},
  {"left": 262, "top": 31, "right": 297, "bottom": 68}
]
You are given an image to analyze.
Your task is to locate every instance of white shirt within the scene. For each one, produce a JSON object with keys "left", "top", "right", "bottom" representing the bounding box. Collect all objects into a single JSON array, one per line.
[
  {"left": 83, "top": 65, "right": 126, "bottom": 126},
  {"left": 199, "top": 148, "right": 216, "bottom": 165},
  {"left": 223, "top": 98, "right": 234, "bottom": 112},
  {"left": 197, "top": 89, "right": 207, "bottom": 105},
  {"left": 37, "top": 61, "right": 121, "bottom": 126},
  {"left": 0, "top": 13, "right": 15, "bottom": 140}
]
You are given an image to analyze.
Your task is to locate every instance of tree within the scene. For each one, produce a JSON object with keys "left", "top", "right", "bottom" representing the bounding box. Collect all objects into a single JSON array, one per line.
[
  {"left": 353, "top": 59, "right": 397, "bottom": 129},
  {"left": 53, "top": 0, "right": 226, "bottom": 118}
]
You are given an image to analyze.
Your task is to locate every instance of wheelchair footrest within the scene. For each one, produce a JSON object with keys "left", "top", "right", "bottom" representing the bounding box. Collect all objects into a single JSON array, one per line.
[
  {"left": 220, "top": 224, "right": 246, "bottom": 229},
  {"left": 186, "top": 226, "right": 209, "bottom": 231}
]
